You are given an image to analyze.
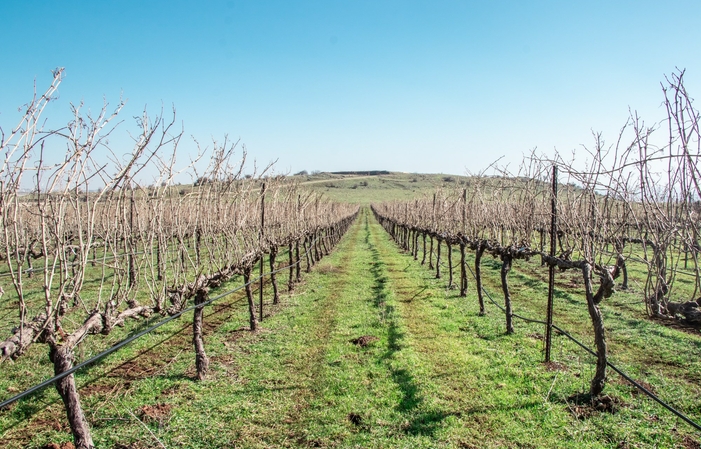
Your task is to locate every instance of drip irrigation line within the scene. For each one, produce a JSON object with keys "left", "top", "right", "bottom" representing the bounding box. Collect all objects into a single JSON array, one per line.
[
  {"left": 550, "top": 323, "right": 701, "bottom": 432},
  {"left": 379, "top": 219, "right": 701, "bottom": 433},
  {"left": 593, "top": 247, "right": 701, "bottom": 283},
  {"left": 0, "top": 230, "right": 328, "bottom": 279},
  {"left": 0, "top": 231, "right": 333, "bottom": 410},
  {"left": 461, "top": 254, "right": 701, "bottom": 433},
  {"left": 463, "top": 262, "right": 548, "bottom": 326}
]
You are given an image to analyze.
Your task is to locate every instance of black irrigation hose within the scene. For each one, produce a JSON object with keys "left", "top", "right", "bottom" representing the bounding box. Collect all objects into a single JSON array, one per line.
[
  {"left": 463, "top": 262, "right": 548, "bottom": 326},
  {"left": 461, "top": 256, "right": 701, "bottom": 433},
  {"left": 550, "top": 323, "right": 701, "bottom": 432},
  {"left": 616, "top": 252, "right": 699, "bottom": 279},
  {"left": 0, "top": 231, "right": 334, "bottom": 410},
  {"left": 379, "top": 219, "right": 701, "bottom": 433}
]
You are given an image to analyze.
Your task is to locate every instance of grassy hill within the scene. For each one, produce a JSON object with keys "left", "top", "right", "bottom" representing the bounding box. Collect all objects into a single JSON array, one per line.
[{"left": 295, "top": 171, "right": 473, "bottom": 205}]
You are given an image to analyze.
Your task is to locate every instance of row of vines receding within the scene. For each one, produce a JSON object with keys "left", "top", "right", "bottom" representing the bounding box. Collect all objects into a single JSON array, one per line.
[
  {"left": 372, "top": 69, "right": 701, "bottom": 400},
  {"left": 0, "top": 69, "right": 359, "bottom": 448}
]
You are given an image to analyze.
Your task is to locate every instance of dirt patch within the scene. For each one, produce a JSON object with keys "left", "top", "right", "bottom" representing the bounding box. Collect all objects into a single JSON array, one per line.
[
  {"left": 682, "top": 435, "right": 701, "bottom": 449},
  {"left": 81, "top": 381, "right": 122, "bottom": 398},
  {"left": 347, "top": 412, "right": 363, "bottom": 426},
  {"left": 32, "top": 414, "right": 68, "bottom": 432},
  {"left": 316, "top": 265, "right": 342, "bottom": 275},
  {"left": 41, "top": 443, "right": 75, "bottom": 449},
  {"left": 282, "top": 221, "right": 360, "bottom": 439},
  {"left": 160, "top": 383, "right": 188, "bottom": 397},
  {"left": 109, "top": 358, "right": 163, "bottom": 381},
  {"left": 137, "top": 403, "right": 172, "bottom": 425},
  {"left": 350, "top": 335, "right": 378, "bottom": 347},
  {"left": 1, "top": 410, "right": 71, "bottom": 448},
  {"left": 113, "top": 444, "right": 148, "bottom": 449},
  {"left": 0, "top": 401, "right": 16, "bottom": 412},
  {"left": 225, "top": 326, "right": 251, "bottom": 342},
  {"left": 457, "top": 441, "right": 480, "bottom": 449},
  {"left": 211, "top": 353, "right": 238, "bottom": 373},
  {"left": 627, "top": 379, "right": 656, "bottom": 396},
  {"left": 566, "top": 393, "right": 624, "bottom": 419},
  {"left": 650, "top": 315, "right": 701, "bottom": 336},
  {"left": 544, "top": 361, "right": 567, "bottom": 371}
]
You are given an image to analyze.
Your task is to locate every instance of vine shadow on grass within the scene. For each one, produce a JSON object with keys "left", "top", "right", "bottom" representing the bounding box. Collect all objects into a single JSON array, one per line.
[{"left": 366, "top": 223, "right": 452, "bottom": 436}]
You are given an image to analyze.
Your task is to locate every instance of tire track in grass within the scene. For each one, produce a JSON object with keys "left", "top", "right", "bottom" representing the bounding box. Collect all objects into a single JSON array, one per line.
[
  {"left": 146, "top": 214, "right": 397, "bottom": 449},
  {"left": 285, "top": 212, "right": 398, "bottom": 447},
  {"left": 287, "top": 211, "right": 453, "bottom": 447},
  {"left": 365, "top": 213, "right": 576, "bottom": 448},
  {"left": 279, "top": 215, "right": 363, "bottom": 446},
  {"left": 364, "top": 214, "right": 457, "bottom": 440},
  {"left": 368, "top": 214, "right": 694, "bottom": 448}
]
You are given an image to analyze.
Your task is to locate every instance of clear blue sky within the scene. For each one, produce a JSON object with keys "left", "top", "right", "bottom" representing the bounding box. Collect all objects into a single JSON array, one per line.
[{"left": 1, "top": 1, "right": 700, "bottom": 177}]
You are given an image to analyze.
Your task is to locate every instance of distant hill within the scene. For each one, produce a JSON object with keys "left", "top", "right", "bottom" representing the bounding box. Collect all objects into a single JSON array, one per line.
[
  {"left": 330, "top": 170, "right": 390, "bottom": 176},
  {"left": 294, "top": 171, "right": 473, "bottom": 205}
]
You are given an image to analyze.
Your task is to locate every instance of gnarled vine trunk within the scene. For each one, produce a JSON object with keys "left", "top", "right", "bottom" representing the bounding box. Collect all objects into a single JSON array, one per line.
[
  {"left": 270, "top": 246, "right": 280, "bottom": 304},
  {"left": 447, "top": 242, "right": 454, "bottom": 288},
  {"left": 288, "top": 242, "right": 295, "bottom": 292},
  {"left": 49, "top": 344, "right": 94, "bottom": 449},
  {"left": 459, "top": 242, "right": 467, "bottom": 297},
  {"left": 193, "top": 288, "right": 209, "bottom": 380},
  {"left": 581, "top": 262, "right": 611, "bottom": 396},
  {"left": 435, "top": 238, "right": 441, "bottom": 279}
]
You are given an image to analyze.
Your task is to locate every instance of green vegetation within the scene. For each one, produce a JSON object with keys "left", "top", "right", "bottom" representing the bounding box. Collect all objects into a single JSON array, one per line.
[
  {"left": 295, "top": 171, "right": 473, "bottom": 204},
  {"left": 3, "top": 209, "right": 700, "bottom": 448}
]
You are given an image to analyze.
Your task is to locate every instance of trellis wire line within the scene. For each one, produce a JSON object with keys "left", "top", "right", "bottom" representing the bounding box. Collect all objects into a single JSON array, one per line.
[
  {"left": 0, "top": 232, "right": 310, "bottom": 279},
  {"left": 0, "top": 233, "right": 326, "bottom": 410},
  {"left": 462, "top": 259, "right": 701, "bottom": 433},
  {"left": 0, "top": 249, "right": 149, "bottom": 278},
  {"left": 390, "top": 227, "right": 701, "bottom": 432},
  {"left": 0, "top": 237, "right": 309, "bottom": 279}
]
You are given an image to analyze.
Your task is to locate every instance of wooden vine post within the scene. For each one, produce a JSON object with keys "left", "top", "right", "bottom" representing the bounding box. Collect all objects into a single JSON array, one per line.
[
  {"left": 545, "top": 165, "right": 558, "bottom": 362},
  {"left": 460, "top": 188, "right": 468, "bottom": 297},
  {"left": 475, "top": 243, "right": 486, "bottom": 316},
  {"left": 288, "top": 241, "right": 295, "bottom": 292},
  {"left": 259, "top": 182, "right": 266, "bottom": 322},
  {"left": 501, "top": 252, "right": 514, "bottom": 334}
]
